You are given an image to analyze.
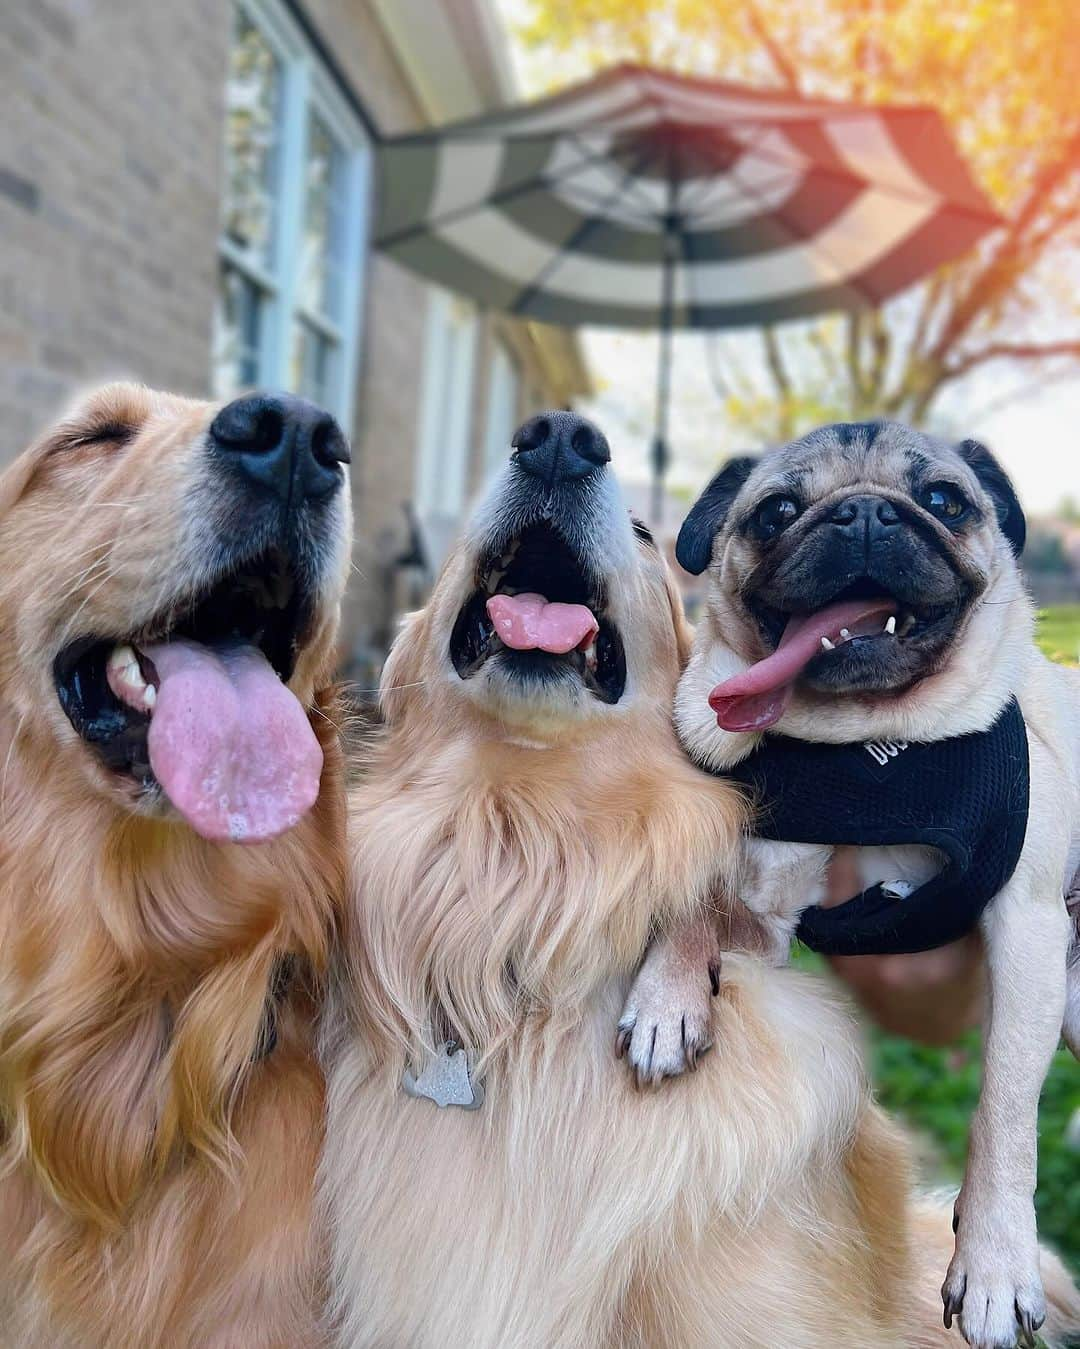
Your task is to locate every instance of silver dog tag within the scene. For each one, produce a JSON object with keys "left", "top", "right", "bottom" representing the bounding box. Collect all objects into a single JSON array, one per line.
[{"left": 402, "top": 1041, "right": 485, "bottom": 1111}]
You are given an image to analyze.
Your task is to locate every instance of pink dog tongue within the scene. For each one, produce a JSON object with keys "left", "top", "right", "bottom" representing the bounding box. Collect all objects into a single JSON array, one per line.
[
  {"left": 708, "top": 598, "right": 896, "bottom": 733},
  {"left": 487, "top": 592, "right": 598, "bottom": 654},
  {"left": 141, "top": 638, "right": 323, "bottom": 844}
]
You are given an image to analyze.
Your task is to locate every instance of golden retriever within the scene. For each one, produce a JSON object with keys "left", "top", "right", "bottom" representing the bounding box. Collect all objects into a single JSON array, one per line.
[
  {"left": 320, "top": 412, "right": 1079, "bottom": 1347},
  {"left": 0, "top": 383, "right": 350, "bottom": 1347}
]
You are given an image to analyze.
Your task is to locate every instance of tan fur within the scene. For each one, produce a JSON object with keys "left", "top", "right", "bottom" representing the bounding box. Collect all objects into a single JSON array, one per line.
[
  {"left": 321, "top": 462, "right": 1025, "bottom": 1348},
  {"left": 0, "top": 385, "right": 348, "bottom": 1346}
]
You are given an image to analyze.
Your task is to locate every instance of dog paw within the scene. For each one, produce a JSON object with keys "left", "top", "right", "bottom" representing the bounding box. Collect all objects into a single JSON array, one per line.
[
  {"left": 615, "top": 945, "right": 719, "bottom": 1088},
  {"left": 942, "top": 1206, "right": 1045, "bottom": 1349}
]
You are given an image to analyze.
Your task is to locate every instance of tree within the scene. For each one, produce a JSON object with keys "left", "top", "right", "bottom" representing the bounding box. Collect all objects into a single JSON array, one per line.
[{"left": 510, "top": 0, "right": 1080, "bottom": 439}]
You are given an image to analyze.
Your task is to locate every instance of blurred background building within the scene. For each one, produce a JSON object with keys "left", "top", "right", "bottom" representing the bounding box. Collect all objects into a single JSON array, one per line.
[{"left": 0, "top": 0, "right": 590, "bottom": 679}]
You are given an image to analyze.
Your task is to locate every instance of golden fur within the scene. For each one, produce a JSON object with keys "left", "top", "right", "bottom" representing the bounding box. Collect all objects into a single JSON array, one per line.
[
  {"left": 0, "top": 384, "right": 348, "bottom": 1347},
  {"left": 319, "top": 459, "right": 1076, "bottom": 1347}
]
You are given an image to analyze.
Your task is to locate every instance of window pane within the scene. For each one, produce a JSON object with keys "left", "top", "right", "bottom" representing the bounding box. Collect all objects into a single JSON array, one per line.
[
  {"left": 213, "top": 264, "right": 264, "bottom": 398},
  {"left": 297, "top": 111, "right": 346, "bottom": 321},
  {"left": 484, "top": 343, "right": 521, "bottom": 475},
  {"left": 290, "top": 319, "right": 336, "bottom": 407},
  {"left": 221, "top": 11, "right": 281, "bottom": 265}
]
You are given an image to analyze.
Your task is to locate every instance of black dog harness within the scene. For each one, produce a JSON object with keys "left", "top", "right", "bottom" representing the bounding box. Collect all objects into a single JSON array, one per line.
[{"left": 721, "top": 698, "right": 1030, "bottom": 956}]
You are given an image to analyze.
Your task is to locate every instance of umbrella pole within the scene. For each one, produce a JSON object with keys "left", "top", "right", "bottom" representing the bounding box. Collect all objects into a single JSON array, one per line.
[{"left": 651, "top": 231, "right": 676, "bottom": 525}]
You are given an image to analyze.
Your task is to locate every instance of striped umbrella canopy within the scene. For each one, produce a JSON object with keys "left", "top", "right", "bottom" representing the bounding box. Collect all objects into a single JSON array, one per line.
[{"left": 376, "top": 64, "right": 1001, "bottom": 512}]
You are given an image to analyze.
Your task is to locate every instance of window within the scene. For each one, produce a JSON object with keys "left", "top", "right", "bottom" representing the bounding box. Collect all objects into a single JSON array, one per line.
[
  {"left": 213, "top": 0, "right": 370, "bottom": 426},
  {"left": 482, "top": 340, "right": 521, "bottom": 478},
  {"left": 415, "top": 289, "right": 479, "bottom": 565}
]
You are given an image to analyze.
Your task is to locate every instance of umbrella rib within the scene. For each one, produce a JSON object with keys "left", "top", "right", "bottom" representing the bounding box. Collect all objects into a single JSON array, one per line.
[
  {"left": 718, "top": 156, "right": 879, "bottom": 311},
  {"left": 509, "top": 145, "right": 657, "bottom": 317},
  {"left": 582, "top": 136, "right": 670, "bottom": 216},
  {"left": 378, "top": 136, "right": 651, "bottom": 249},
  {"left": 701, "top": 120, "right": 1000, "bottom": 224},
  {"left": 675, "top": 120, "right": 776, "bottom": 218}
]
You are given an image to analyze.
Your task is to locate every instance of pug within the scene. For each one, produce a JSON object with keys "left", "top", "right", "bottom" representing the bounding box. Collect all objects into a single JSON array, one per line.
[{"left": 616, "top": 421, "right": 1080, "bottom": 1349}]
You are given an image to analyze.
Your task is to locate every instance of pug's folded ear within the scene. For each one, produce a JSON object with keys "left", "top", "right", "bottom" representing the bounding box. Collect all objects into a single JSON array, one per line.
[
  {"left": 675, "top": 456, "right": 757, "bottom": 576},
  {"left": 957, "top": 439, "right": 1026, "bottom": 557}
]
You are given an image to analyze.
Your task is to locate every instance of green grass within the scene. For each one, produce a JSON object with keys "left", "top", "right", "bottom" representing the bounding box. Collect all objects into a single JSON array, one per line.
[
  {"left": 870, "top": 1029, "right": 1080, "bottom": 1270},
  {"left": 1037, "top": 604, "right": 1080, "bottom": 667},
  {"left": 864, "top": 605, "right": 1080, "bottom": 1268}
]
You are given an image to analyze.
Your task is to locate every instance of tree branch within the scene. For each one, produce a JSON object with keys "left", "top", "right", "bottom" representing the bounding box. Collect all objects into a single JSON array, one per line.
[
  {"left": 929, "top": 129, "right": 1080, "bottom": 368},
  {"left": 943, "top": 339, "right": 1080, "bottom": 381},
  {"left": 808, "top": 322, "right": 842, "bottom": 386},
  {"left": 866, "top": 309, "right": 891, "bottom": 404},
  {"left": 744, "top": 2, "right": 802, "bottom": 92},
  {"left": 845, "top": 312, "right": 869, "bottom": 413},
  {"left": 762, "top": 325, "right": 796, "bottom": 437}
]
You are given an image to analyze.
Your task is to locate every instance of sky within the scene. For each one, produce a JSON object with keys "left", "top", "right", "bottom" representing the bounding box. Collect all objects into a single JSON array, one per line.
[
  {"left": 492, "top": 0, "right": 1080, "bottom": 518},
  {"left": 577, "top": 329, "right": 1080, "bottom": 517}
]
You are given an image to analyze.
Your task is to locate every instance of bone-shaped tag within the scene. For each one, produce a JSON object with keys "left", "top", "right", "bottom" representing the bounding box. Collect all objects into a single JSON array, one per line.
[{"left": 402, "top": 1041, "right": 484, "bottom": 1110}]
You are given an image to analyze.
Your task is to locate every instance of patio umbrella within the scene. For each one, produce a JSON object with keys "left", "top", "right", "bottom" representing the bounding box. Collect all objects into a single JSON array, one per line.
[{"left": 376, "top": 64, "right": 1001, "bottom": 520}]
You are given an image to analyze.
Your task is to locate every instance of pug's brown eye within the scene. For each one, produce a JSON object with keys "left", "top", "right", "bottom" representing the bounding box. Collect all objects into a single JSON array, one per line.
[
  {"left": 921, "top": 482, "right": 969, "bottom": 523},
  {"left": 751, "top": 494, "right": 801, "bottom": 539}
]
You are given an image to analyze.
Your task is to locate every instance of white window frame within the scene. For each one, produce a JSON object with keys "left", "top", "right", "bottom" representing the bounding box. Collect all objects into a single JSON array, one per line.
[
  {"left": 415, "top": 288, "right": 479, "bottom": 561},
  {"left": 215, "top": 0, "right": 371, "bottom": 428},
  {"left": 482, "top": 339, "right": 521, "bottom": 479}
]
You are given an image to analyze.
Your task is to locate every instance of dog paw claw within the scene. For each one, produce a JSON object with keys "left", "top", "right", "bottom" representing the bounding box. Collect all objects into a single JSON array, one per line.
[
  {"left": 944, "top": 1203, "right": 1045, "bottom": 1349},
  {"left": 617, "top": 989, "right": 713, "bottom": 1087},
  {"left": 1016, "top": 1299, "right": 1044, "bottom": 1348},
  {"left": 942, "top": 1275, "right": 966, "bottom": 1330}
]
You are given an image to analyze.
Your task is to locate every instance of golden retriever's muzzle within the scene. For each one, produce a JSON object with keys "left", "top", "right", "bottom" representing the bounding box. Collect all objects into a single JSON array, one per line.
[
  {"left": 449, "top": 411, "right": 631, "bottom": 704},
  {"left": 53, "top": 391, "right": 348, "bottom": 838}
]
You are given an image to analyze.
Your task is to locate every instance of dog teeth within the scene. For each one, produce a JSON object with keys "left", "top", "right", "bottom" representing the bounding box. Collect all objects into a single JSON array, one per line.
[
  {"left": 839, "top": 628, "right": 851, "bottom": 640},
  {"left": 899, "top": 613, "right": 917, "bottom": 636},
  {"left": 107, "top": 642, "right": 156, "bottom": 713},
  {"left": 885, "top": 615, "right": 897, "bottom": 635},
  {"left": 107, "top": 644, "right": 138, "bottom": 677},
  {"left": 820, "top": 636, "right": 835, "bottom": 651}
]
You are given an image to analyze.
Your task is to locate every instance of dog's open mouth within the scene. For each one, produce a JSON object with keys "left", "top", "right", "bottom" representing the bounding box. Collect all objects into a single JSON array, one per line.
[
  {"left": 53, "top": 550, "right": 324, "bottom": 843},
  {"left": 711, "top": 577, "right": 963, "bottom": 732},
  {"left": 449, "top": 522, "right": 627, "bottom": 704}
]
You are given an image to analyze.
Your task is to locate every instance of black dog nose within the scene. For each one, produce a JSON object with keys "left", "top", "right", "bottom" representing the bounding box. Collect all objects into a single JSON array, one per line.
[
  {"left": 830, "top": 495, "right": 901, "bottom": 534},
  {"left": 210, "top": 393, "right": 350, "bottom": 504},
  {"left": 512, "top": 411, "right": 610, "bottom": 485}
]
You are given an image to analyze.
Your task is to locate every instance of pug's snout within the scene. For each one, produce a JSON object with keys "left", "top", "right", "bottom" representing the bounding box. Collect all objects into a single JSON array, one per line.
[{"left": 828, "top": 495, "right": 901, "bottom": 543}]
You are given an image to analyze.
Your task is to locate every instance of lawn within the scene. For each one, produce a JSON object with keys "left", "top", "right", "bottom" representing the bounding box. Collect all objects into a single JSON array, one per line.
[
  {"left": 868, "top": 604, "right": 1080, "bottom": 1269},
  {"left": 1037, "top": 603, "right": 1080, "bottom": 667}
]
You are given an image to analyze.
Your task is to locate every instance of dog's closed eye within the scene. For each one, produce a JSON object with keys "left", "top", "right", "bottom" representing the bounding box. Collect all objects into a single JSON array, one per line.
[{"left": 53, "top": 422, "right": 136, "bottom": 454}]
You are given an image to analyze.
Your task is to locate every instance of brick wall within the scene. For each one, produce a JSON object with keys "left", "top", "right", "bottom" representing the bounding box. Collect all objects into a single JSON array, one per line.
[
  {"left": 0, "top": 0, "right": 584, "bottom": 675},
  {"left": 0, "top": 0, "right": 228, "bottom": 458}
]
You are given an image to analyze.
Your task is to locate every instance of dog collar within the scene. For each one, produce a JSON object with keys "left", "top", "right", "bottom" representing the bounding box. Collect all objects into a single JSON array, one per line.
[{"left": 717, "top": 697, "right": 1029, "bottom": 957}]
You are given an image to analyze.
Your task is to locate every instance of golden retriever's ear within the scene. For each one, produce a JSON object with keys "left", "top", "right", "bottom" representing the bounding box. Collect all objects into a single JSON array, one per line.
[
  {"left": 162, "top": 942, "right": 281, "bottom": 1173},
  {"left": 379, "top": 610, "right": 427, "bottom": 725},
  {"left": 664, "top": 568, "right": 695, "bottom": 668},
  {"left": 0, "top": 434, "right": 56, "bottom": 518},
  {"left": 0, "top": 384, "right": 146, "bottom": 518},
  {"left": 2, "top": 954, "right": 173, "bottom": 1227}
]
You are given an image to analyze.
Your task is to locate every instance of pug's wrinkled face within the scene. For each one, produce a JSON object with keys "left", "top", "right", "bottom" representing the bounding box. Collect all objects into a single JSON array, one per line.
[{"left": 677, "top": 420, "right": 1027, "bottom": 739}]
